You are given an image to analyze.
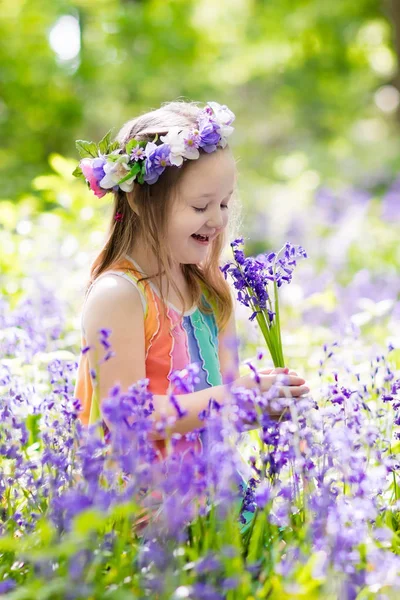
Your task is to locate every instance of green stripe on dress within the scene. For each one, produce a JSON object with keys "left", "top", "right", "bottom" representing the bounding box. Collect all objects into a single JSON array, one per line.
[{"left": 190, "top": 309, "right": 222, "bottom": 387}]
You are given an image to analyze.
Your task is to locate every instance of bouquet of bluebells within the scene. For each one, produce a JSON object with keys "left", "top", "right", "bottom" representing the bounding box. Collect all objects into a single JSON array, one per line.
[{"left": 222, "top": 238, "right": 307, "bottom": 368}]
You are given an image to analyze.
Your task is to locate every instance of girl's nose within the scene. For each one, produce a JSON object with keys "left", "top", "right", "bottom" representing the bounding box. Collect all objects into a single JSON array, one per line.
[{"left": 206, "top": 207, "right": 224, "bottom": 228}]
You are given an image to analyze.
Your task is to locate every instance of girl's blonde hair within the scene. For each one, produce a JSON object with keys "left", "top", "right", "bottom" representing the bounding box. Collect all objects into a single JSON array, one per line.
[{"left": 88, "top": 100, "right": 238, "bottom": 331}]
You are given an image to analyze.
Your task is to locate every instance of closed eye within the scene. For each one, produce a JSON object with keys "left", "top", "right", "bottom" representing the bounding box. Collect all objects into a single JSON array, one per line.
[{"left": 194, "top": 204, "right": 229, "bottom": 213}]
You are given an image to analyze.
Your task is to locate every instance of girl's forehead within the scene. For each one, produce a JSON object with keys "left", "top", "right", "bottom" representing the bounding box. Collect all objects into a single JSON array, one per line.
[{"left": 178, "top": 149, "right": 237, "bottom": 198}]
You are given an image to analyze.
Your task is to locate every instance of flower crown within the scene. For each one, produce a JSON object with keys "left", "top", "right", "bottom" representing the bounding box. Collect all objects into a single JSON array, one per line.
[{"left": 72, "top": 101, "right": 235, "bottom": 199}]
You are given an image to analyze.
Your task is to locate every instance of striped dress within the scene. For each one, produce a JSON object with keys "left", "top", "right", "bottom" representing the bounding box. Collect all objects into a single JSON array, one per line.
[{"left": 74, "top": 254, "right": 222, "bottom": 458}]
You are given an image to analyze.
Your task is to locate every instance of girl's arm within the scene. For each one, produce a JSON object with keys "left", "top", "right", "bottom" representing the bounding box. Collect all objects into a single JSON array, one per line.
[{"left": 82, "top": 275, "right": 307, "bottom": 440}]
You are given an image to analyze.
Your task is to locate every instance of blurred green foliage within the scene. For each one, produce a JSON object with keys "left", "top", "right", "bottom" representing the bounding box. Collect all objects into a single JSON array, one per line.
[{"left": 1, "top": 0, "right": 400, "bottom": 204}]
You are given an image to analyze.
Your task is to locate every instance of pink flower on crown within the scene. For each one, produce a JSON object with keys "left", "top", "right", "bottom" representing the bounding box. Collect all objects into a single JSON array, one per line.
[{"left": 80, "top": 158, "right": 108, "bottom": 198}]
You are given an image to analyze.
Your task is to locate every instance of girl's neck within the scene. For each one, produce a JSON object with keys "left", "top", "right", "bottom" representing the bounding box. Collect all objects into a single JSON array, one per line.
[
  {"left": 127, "top": 243, "right": 183, "bottom": 282},
  {"left": 127, "top": 244, "right": 193, "bottom": 312}
]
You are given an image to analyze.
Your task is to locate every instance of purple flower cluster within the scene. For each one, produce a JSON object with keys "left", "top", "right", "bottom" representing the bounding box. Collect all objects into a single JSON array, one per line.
[
  {"left": 222, "top": 238, "right": 307, "bottom": 367},
  {"left": 1, "top": 283, "right": 400, "bottom": 597},
  {"left": 223, "top": 239, "right": 307, "bottom": 304},
  {"left": 0, "top": 286, "right": 66, "bottom": 363}
]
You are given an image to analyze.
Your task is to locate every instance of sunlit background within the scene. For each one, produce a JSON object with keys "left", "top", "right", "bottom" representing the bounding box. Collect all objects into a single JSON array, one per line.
[
  {"left": 1, "top": 0, "right": 400, "bottom": 369},
  {"left": 2, "top": 4, "right": 400, "bottom": 596}
]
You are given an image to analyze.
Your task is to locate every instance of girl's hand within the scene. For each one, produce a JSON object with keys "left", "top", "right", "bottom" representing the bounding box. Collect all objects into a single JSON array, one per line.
[{"left": 235, "top": 366, "right": 310, "bottom": 398}]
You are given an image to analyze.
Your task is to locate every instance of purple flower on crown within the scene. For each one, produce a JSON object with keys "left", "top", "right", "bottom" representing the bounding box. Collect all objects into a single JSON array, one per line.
[
  {"left": 184, "top": 129, "right": 201, "bottom": 150},
  {"left": 144, "top": 142, "right": 172, "bottom": 185},
  {"left": 198, "top": 116, "right": 222, "bottom": 153},
  {"left": 130, "top": 146, "right": 146, "bottom": 162},
  {"left": 92, "top": 157, "right": 106, "bottom": 181}
]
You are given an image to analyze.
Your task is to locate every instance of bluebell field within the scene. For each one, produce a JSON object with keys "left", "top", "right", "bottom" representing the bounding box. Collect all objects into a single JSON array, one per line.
[{"left": 1, "top": 175, "right": 400, "bottom": 599}]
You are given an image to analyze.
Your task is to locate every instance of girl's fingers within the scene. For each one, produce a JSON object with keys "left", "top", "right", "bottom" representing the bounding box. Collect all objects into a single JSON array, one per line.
[
  {"left": 278, "top": 385, "right": 310, "bottom": 397},
  {"left": 265, "top": 374, "right": 305, "bottom": 387},
  {"left": 258, "top": 367, "right": 288, "bottom": 375}
]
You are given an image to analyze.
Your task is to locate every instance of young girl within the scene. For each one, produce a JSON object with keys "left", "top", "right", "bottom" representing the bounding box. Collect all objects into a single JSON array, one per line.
[{"left": 74, "top": 100, "right": 308, "bottom": 460}]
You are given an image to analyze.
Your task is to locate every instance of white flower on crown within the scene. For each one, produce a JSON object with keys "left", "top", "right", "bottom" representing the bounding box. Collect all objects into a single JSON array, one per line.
[
  {"left": 160, "top": 127, "right": 199, "bottom": 166},
  {"left": 207, "top": 101, "right": 235, "bottom": 145},
  {"left": 100, "top": 154, "right": 136, "bottom": 192}
]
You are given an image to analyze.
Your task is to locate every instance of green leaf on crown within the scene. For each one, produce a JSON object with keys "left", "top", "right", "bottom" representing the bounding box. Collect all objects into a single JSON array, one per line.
[
  {"left": 75, "top": 139, "right": 99, "bottom": 159},
  {"left": 106, "top": 153, "right": 121, "bottom": 163},
  {"left": 72, "top": 165, "right": 83, "bottom": 178},
  {"left": 125, "top": 139, "right": 138, "bottom": 154},
  {"left": 116, "top": 162, "right": 141, "bottom": 185},
  {"left": 125, "top": 139, "right": 147, "bottom": 156},
  {"left": 98, "top": 130, "right": 113, "bottom": 155},
  {"left": 137, "top": 161, "right": 147, "bottom": 185}
]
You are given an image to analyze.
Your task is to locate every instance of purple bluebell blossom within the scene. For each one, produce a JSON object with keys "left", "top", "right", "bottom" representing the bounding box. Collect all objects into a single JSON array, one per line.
[
  {"left": 222, "top": 238, "right": 307, "bottom": 367},
  {"left": 169, "top": 394, "right": 188, "bottom": 419},
  {"left": 3, "top": 284, "right": 400, "bottom": 597},
  {"left": 0, "top": 579, "right": 16, "bottom": 594}
]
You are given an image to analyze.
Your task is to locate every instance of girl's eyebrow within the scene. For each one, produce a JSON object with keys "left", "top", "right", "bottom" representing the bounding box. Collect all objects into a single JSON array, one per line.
[{"left": 197, "top": 189, "right": 234, "bottom": 199}]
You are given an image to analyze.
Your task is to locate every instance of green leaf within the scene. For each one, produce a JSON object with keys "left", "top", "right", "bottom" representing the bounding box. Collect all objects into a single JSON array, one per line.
[
  {"left": 0, "top": 535, "right": 19, "bottom": 552},
  {"left": 23, "top": 413, "right": 41, "bottom": 449},
  {"left": 117, "top": 162, "right": 141, "bottom": 185},
  {"left": 98, "top": 130, "right": 113, "bottom": 155},
  {"left": 75, "top": 139, "right": 98, "bottom": 159},
  {"left": 36, "top": 517, "right": 56, "bottom": 546},
  {"left": 72, "top": 165, "right": 83, "bottom": 178},
  {"left": 136, "top": 161, "right": 147, "bottom": 185},
  {"left": 246, "top": 509, "right": 266, "bottom": 562},
  {"left": 72, "top": 508, "right": 106, "bottom": 535},
  {"left": 106, "top": 154, "right": 120, "bottom": 163},
  {"left": 125, "top": 139, "right": 139, "bottom": 154},
  {"left": 109, "top": 141, "right": 120, "bottom": 152}
]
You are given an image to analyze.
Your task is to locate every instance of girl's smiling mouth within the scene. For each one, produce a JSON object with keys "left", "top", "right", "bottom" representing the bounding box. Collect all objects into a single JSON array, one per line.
[{"left": 191, "top": 233, "right": 210, "bottom": 244}]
